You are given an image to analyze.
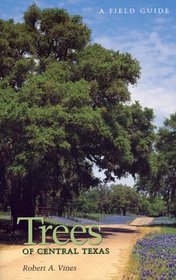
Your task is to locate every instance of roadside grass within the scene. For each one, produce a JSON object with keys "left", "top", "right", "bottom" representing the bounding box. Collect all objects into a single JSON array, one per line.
[
  {"left": 43, "top": 216, "right": 61, "bottom": 225},
  {"left": 73, "top": 212, "right": 103, "bottom": 221},
  {"left": 126, "top": 226, "right": 176, "bottom": 280}
]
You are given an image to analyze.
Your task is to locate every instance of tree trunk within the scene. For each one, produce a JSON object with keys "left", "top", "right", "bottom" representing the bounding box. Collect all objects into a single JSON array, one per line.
[
  {"left": 122, "top": 207, "right": 126, "bottom": 216},
  {"left": 57, "top": 186, "right": 72, "bottom": 217},
  {"left": 10, "top": 176, "right": 36, "bottom": 231},
  {"left": 57, "top": 198, "right": 65, "bottom": 216}
]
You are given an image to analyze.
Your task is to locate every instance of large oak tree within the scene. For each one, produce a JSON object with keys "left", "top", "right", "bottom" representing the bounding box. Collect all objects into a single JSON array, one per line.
[{"left": 0, "top": 4, "right": 155, "bottom": 229}]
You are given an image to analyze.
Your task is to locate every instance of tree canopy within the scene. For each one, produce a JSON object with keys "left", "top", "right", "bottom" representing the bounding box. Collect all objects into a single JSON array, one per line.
[{"left": 136, "top": 113, "right": 176, "bottom": 215}]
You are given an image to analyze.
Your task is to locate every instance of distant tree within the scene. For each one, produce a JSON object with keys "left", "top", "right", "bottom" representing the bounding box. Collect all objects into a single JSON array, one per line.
[
  {"left": 69, "top": 184, "right": 141, "bottom": 216},
  {"left": 110, "top": 184, "right": 141, "bottom": 215},
  {"left": 136, "top": 113, "right": 176, "bottom": 216},
  {"left": 139, "top": 195, "right": 167, "bottom": 216},
  {"left": 66, "top": 185, "right": 112, "bottom": 215},
  {"left": 67, "top": 184, "right": 167, "bottom": 217},
  {"left": 96, "top": 185, "right": 112, "bottom": 214}
]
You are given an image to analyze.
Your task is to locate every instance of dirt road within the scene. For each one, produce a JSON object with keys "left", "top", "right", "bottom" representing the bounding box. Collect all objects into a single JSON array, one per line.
[
  {"left": 130, "top": 217, "right": 154, "bottom": 226},
  {"left": 0, "top": 225, "right": 142, "bottom": 280}
]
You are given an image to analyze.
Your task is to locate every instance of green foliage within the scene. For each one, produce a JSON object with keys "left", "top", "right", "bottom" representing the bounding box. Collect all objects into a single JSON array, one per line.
[
  {"left": 136, "top": 113, "right": 176, "bottom": 216},
  {"left": 156, "top": 113, "right": 176, "bottom": 204},
  {"left": 110, "top": 184, "right": 141, "bottom": 215},
  {"left": 139, "top": 196, "right": 167, "bottom": 217},
  {"left": 68, "top": 184, "right": 141, "bottom": 216},
  {"left": 23, "top": 4, "right": 91, "bottom": 63},
  {"left": 66, "top": 185, "right": 168, "bottom": 217}
]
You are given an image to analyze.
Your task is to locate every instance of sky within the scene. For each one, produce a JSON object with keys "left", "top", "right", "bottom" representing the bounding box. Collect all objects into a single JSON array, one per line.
[{"left": 0, "top": 0, "right": 175, "bottom": 185}]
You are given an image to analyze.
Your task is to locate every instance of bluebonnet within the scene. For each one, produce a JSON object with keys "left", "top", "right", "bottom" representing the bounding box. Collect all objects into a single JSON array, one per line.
[{"left": 133, "top": 233, "right": 176, "bottom": 280}]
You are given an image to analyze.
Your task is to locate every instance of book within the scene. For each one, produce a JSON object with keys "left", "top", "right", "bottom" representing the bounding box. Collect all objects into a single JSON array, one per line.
[{"left": 0, "top": 1, "right": 175, "bottom": 280}]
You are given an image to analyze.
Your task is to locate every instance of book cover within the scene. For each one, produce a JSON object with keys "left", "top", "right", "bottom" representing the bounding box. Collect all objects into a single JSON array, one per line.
[{"left": 0, "top": 1, "right": 175, "bottom": 280}]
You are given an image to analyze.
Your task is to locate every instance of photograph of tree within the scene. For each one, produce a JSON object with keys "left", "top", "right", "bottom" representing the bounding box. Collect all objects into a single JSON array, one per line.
[{"left": 0, "top": 1, "right": 175, "bottom": 280}]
